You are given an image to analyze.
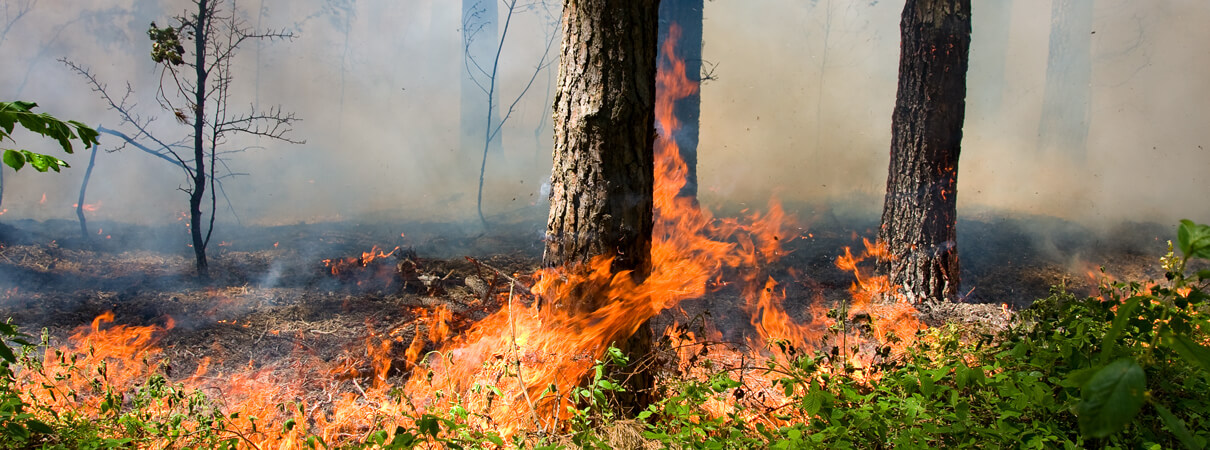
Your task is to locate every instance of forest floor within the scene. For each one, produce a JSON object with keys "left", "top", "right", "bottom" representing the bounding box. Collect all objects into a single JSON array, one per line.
[{"left": 0, "top": 207, "right": 1174, "bottom": 388}]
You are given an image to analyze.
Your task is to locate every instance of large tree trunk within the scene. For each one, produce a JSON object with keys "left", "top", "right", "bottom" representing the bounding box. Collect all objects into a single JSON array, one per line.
[
  {"left": 544, "top": 0, "right": 659, "bottom": 412},
  {"left": 1037, "top": 0, "right": 1093, "bottom": 160},
  {"left": 877, "top": 0, "right": 971, "bottom": 304},
  {"left": 657, "top": 0, "right": 701, "bottom": 200}
]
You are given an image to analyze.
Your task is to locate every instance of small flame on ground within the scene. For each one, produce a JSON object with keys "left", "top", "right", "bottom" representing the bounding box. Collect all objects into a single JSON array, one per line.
[
  {"left": 322, "top": 245, "right": 399, "bottom": 276},
  {"left": 73, "top": 201, "right": 101, "bottom": 212}
]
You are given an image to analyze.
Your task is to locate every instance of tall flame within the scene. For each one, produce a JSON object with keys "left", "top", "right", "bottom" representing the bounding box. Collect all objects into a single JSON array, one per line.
[{"left": 398, "top": 23, "right": 919, "bottom": 432}]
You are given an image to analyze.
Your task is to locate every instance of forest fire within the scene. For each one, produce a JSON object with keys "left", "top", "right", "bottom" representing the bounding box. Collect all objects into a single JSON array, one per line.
[
  {"left": 395, "top": 22, "right": 923, "bottom": 432},
  {"left": 0, "top": 23, "right": 929, "bottom": 447}
]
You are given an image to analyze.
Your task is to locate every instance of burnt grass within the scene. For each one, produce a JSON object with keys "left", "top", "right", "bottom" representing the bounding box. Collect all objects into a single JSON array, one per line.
[{"left": 0, "top": 207, "right": 1175, "bottom": 387}]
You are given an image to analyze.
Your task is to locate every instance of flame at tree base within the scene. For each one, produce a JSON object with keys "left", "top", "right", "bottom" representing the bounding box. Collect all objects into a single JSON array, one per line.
[{"left": 399, "top": 21, "right": 923, "bottom": 433}]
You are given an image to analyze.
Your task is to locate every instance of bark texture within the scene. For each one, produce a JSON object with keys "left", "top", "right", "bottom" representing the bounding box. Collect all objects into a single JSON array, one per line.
[
  {"left": 657, "top": 0, "right": 702, "bottom": 200},
  {"left": 878, "top": 0, "right": 971, "bottom": 304},
  {"left": 544, "top": 0, "right": 659, "bottom": 413},
  {"left": 1037, "top": 0, "right": 1093, "bottom": 160},
  {"left": 545, "top": 0, "right": 658, "bottom": 276}
]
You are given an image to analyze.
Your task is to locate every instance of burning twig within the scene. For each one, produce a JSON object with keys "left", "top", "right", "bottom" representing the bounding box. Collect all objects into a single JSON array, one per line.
[{"left": 508, "top": 283, "right": 545, "bottom": 432}]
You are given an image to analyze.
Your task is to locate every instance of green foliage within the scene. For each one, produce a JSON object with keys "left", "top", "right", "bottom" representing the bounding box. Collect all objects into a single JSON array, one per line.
[
  {"left": 147, "top": 22, "right": 186, "bottom": 66},
  {"left": 1078, "top": 358, "right": 1145, "bottom": 438},
  {"left": 0, "top": 101, "right": 99, "bottom": 172}
]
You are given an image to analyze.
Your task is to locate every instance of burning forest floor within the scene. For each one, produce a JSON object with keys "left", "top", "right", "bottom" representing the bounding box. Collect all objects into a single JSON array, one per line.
[{"left": 0, "top": 208, "right": 1172, "bottom": 385}]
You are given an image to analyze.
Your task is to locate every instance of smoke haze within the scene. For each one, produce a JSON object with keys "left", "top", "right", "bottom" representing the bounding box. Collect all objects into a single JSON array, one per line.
[{"left": 1, "top": 0, "right": 1207, "bottom": 242}]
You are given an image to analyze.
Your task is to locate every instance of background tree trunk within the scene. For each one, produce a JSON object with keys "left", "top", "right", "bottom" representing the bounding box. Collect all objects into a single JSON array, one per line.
[
  {"left": 657, "top": 0, "right": 701, "bottom": 200},
  {"left": 544, "top": 0, "right": 659, "bottom": 412},
  {"left": 461, "top": 0, "right": 502, "bottom": 161},
  {"left": 1037, "top": 0, "right": 1093, "bottom": 160},
  {"left": 877, "top": 0, "right": 971, "bottom": 304}
]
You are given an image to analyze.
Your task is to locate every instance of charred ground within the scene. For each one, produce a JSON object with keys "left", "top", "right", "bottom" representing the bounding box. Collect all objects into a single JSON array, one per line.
[{"left": 0, "top": 207, "right": 1173, "bottom": 386}]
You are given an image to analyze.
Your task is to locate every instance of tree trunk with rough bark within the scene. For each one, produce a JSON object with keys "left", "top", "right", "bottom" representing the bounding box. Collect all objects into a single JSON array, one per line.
[
  {"left": 544, "top": 0, "right": 659, "bottom": 412},
  {"left": 877, "top": 0, "right": 971, "bottom": 304}
]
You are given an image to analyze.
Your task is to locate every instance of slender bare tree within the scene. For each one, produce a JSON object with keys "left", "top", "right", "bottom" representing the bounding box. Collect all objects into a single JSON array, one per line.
[
  {"left": 463, "top": 0, "right": 558, "bottom": 225},
  {"left": 68, "top": 0, "right": 300, "bottom": 279}
]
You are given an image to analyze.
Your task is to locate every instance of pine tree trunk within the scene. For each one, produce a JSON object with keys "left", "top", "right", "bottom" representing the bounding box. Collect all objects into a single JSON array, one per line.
[
  {"left": 877, "top": 0, "right": 971, "bottom": 304},
  {"left": 544, "top": 0, "right": 659, "bottom": 412},
  {"left": 658, "top": 0, "right": 702, "bottom": 200}
]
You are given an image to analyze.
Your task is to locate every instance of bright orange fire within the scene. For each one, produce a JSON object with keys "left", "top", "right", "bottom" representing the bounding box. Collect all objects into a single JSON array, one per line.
[{"left": 322, "top": 245, "right": 400, "bottom": 276}]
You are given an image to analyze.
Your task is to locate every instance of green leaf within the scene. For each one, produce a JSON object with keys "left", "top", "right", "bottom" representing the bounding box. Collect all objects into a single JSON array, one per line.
[
  {"left": 802, "top": 390, "right": 824, "bottom": 416},
  {"left": 1178, "top": 220, "right": 1210, "bottom": 260},
  {"left": 1164, "top": 332, "right": 1210, "bottom": 373},
  {"left": 24, "top": 419, "right": 52, "bottom": 435},
  {"left": 1100, "top": 296, "right": 1142, "bottom": 364},
  {"left": 1078, "top": 358, "right": 1146, "bottom": 438},
  {"left": 486, "top": 435, "right": 505, "bottom": 447},
  {"left": 2, "top": 149, "right": 24, "bottom": 171},
  {"left": 417, "top": 415, "right": 440, "bottom": 437},
  {"left": 0, "top": 101, "right": 97, "bottom": 166},
  {"left": 0, "top": 342, "right": 14, "bottom": 363},
  {"left": 1153, "top": 401, "right": 1200, "bottom": 450}
]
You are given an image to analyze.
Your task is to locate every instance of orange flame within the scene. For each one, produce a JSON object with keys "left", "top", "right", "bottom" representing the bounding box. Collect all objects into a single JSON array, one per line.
[
  {"left": 73, "top": 201, "right": 101, "bottom": 212},
  {"left": 322, "top": 245, "right": 399, "bottom": 276}
]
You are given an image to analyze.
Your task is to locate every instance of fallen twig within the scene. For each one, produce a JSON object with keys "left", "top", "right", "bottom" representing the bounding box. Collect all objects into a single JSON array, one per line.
[{"left": 464, "top": 256, "right": 535, "bottom": 297}]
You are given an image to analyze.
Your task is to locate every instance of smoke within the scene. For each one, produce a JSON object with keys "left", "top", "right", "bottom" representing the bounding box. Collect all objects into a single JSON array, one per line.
[{"left": 1, "top": 0, "right": 1207, "bottom": 245}]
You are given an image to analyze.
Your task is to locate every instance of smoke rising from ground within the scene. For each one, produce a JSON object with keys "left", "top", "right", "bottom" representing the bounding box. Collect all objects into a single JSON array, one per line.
[{"left": 1, "top": 0, "right": 1207, "bottom": 245}]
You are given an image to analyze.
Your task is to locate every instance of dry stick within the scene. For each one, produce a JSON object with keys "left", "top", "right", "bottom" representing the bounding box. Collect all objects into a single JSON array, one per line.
[
  {"left": 509, "top": 282, "right": 544, "bottom": 432},
  {"left": 465, "top": 256, "right": 534, "bottom": 296}
]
